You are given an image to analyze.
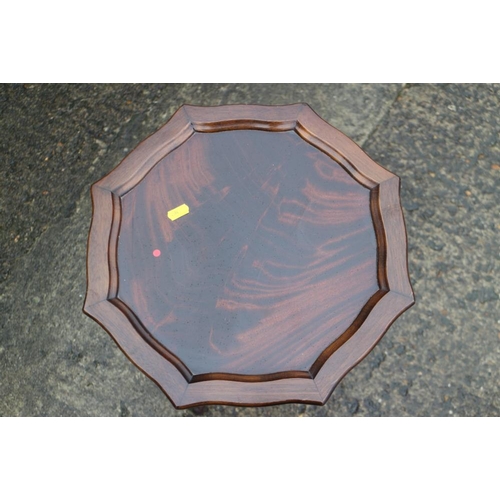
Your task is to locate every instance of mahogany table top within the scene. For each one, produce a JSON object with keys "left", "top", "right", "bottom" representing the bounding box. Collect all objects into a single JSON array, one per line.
[{"left": 84, "top": 104, "right": 414, "bottom": 408}]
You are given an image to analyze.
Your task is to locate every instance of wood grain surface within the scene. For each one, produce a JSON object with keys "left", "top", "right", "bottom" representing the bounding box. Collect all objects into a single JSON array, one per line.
[{"left": 84, "top": 104, "right": 414, "bottom": 408}]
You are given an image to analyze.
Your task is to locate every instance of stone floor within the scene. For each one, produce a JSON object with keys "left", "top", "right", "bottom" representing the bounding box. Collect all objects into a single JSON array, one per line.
[{"left": 1, "top": 83, "right": 499, "bottom": 416}]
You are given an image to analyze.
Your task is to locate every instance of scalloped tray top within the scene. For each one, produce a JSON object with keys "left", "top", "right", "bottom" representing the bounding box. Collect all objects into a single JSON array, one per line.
[{"left": 84, "top": 104, "right": 414, "bottom": 408}]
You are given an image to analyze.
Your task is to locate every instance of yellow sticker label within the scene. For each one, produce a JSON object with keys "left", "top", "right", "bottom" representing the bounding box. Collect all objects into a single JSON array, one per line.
[{"left": 167, "top": 203, "right": 190, "bottom": 221}]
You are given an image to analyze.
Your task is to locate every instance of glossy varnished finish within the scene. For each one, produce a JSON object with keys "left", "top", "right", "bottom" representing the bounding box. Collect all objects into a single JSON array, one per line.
[
  {"left": 84, "top": 104, "right": 414, "bottom": 408},
  {"left": 117, "top": 130, "right": 379, "bottom": 380}
]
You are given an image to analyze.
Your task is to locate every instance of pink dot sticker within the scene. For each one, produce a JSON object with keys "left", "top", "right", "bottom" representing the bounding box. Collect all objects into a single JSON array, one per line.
[{"left": 152, "top": 249, "right": 161, "bottom": 258}]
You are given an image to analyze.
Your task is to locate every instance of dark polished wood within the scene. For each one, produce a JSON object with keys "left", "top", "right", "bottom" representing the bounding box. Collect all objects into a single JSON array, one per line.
[{"left": 84, "top": 104, "right": 414, "bottom": 408}]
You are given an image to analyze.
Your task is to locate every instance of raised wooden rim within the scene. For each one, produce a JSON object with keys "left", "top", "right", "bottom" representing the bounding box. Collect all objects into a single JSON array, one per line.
[{"left": 84, "top": 104, "right": 414, "bottom": 408}]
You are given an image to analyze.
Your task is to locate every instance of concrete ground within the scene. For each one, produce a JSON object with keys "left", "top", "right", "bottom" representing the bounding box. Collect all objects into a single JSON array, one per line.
[{"left": 1, "top": 83, "right": 499, "bottom": 417}]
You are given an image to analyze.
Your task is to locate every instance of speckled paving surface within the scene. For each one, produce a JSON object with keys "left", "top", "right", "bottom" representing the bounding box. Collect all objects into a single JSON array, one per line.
[{"left": 1, "top": 83, "right": 499, "bottom": 416}]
